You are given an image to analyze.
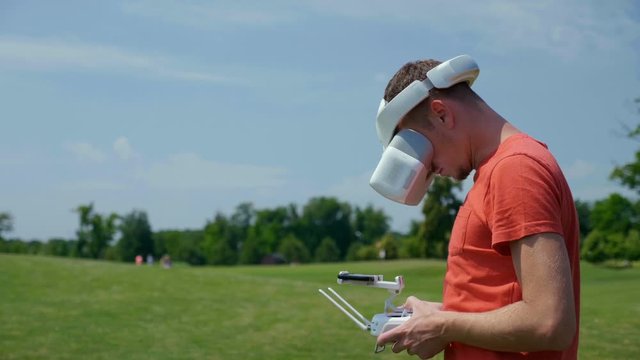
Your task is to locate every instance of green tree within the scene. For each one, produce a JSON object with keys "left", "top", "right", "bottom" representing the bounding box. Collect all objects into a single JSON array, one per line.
[
  {"left": 0, "top": 212, "right": 14, "bottom": 240},
  {"left": 398, "top": 221, "right": 423, "bottom": 258},
  {"left": 418, "top": 177, "right": 463, "bottom": 259},
  {"left": 154, "top": 230, "right": 177, "bottom": 261},
  {"left": 90, "top": 213, "right": 119, "bottom": 259},
  {"left": 251, "top": 206, "right": 295, "bottom": 254},
  {"left": 345, "top": 242, "right": 363, "bottom": 261},
  {"left": 118, "top": 210, "right": 154, "bottom": 262},
  {"left": 352, "top": 205, "right": 390, "bottom": 245},
  {"left": 26, "top": 240, "right": 43, "bottom": 255},
  {"left": 626, "top": 230, "right": 640, "bottom": 261},
  {"left": 239, "top": 229, "right": 268, "bottom": 264},
  {"left": 605, "top": 232, "right": 628, "bottom": 260},
  {"left": 399, "top": 235, "right": 422, "bottom": 259},
  {"left": 590, "top": 194, "right": 637, "bottom": 234},
  {"left": 581, "top": 230, "right": 608, "bottom": 263},
  {"left": 574, "top": 200, "right": 592, "bottom": 242},
  {"left": 376, "top": 233, "right": 399, "bottom": 260},
  {"left": 355, "top": 245, "right": 379, "bottom": 261},
  {"left": 582, "top": 102, "right": 640, "bottom": 263},
  {"left": 103, "top": 246, "right": 120, "bottom": 261},
  {"left": 581, "top": 194, "right": 639, "bottom": 263},
  {"left": 314, "top": 237, "right": 340, "bottom": 263},
  {"left": 610, "top": 99, "right": 640, "bottom": 194},
  {"left": 43, "top": 238, "right": 73, "bottom": 257},
  {"left": 73, "top": 204, "right": 92, "bottom": 257},
  {"left": 299, "top": 197, "right": 353, "bottom": 259},
  {"left": 229, "top": 202, "right": 255, "bottom": 251},
  {"left": 73, "top": 204, "right": 119, "bottom": 259},
  {"left": 583, "top": 231, "right": 639, "bottom": 263},
  {"left": 230, "top": 202, "right": 255, "bottom": 234},
  {"left": 278, "top": 234, "right": 310, "bottom": 263},
  {"left": 611, "top": 148, "right": 640, "bottom": 193},
  {"left": 1, "top": 239, "right": 28, "bottom": 253},
  {"left": 154, "top": 229, "right": 204, "bottom": 265},
  {"left": 202, "top": 213, "right": 238, "bottom": 265}
]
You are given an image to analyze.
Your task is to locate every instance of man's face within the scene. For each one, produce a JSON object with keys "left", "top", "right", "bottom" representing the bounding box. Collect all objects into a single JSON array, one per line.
[{"left": 397, "top": 111, "right": 472, "bottom": 182}]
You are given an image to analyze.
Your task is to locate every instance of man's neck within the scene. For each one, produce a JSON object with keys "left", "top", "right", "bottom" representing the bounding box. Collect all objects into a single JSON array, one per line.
[{"left": 469, "top": 107, "right": 521, "bottom": 170}]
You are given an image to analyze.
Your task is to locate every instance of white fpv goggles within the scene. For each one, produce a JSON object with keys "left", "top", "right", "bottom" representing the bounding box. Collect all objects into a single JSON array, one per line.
[{"left": 369, "top": 55, "right": 480, "bottom": 205}]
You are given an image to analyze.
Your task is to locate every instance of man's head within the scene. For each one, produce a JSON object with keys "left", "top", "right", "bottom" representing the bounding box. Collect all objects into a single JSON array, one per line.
[
  {"left": 383, "top": 59, "right": 483, "bottom": 181},
  {"left": 384, "top": 59, "right": 441, "bottom": 103}
]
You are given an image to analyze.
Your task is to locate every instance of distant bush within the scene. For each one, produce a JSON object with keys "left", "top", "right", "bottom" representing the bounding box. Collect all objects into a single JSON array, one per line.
[
  {"left": 279, "top": 234, "right": 310, "bottom": 263},
  {"left": 314, "top": 237, "right": 340, "bottom": 263}
]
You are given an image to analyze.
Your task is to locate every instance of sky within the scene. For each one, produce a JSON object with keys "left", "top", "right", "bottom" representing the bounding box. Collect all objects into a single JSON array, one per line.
[{"left": 1, "top": 0, "right": 639, "bottom": 240}]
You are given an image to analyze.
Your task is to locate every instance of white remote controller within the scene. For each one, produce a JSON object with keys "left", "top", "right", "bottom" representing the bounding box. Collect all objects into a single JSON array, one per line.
[
  {"left": 319, "top": 271, "right": 412, "bottom": 353},
  {"left": 370, "top": 312, "right": 411, "bottom": 336}
]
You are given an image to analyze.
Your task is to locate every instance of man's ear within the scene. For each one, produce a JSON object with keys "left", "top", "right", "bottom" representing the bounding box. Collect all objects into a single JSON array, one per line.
[{"left": 430, "top": 99, "right": 455, "bottom": 129}]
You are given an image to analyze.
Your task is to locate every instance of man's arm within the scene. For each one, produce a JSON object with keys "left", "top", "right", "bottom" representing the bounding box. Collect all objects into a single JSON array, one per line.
[
  {"left": 377, "top": 232, "right": 576, "bottom": 357},
  {"left": 443, "top": 232, "right": 576, "bottom": 351}
]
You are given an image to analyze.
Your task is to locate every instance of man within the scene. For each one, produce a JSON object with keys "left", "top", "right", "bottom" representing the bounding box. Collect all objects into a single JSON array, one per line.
[{"left": 375, "top": 58, "right": 580, "bottom": 359}]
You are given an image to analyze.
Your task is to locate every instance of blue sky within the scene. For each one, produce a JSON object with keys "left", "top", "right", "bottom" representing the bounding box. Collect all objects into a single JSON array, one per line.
[{"left": 1, "top": 0, "right": 639, "bottom": 240}]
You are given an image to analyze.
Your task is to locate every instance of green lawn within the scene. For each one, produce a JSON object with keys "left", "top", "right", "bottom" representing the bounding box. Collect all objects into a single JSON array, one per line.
[{"left": 0, "top": 254, "right": 638, "bottom": 359}]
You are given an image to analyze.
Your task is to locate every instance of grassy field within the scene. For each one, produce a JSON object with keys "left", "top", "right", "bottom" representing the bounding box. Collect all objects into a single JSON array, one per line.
[{"left": 0, "top": 254, "right": 638, "bottom": 359}]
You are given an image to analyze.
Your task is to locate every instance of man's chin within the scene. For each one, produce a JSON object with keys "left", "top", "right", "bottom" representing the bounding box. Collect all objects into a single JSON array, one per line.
[{"left": 453, "top": 170, "right": 471, "bottom": 182}]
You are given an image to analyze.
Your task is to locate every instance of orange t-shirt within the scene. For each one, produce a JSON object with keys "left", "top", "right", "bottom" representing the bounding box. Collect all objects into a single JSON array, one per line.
[{"left": 442, "top": 134, "right": 580, "bottom": 360}]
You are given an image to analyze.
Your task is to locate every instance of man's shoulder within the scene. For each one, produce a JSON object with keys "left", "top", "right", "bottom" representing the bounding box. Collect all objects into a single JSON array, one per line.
[
  {"left": 487, "top": 134, "right": 558, "bottom": 172},
  {"left": 473, "top": 133, "right": 563, "bottom": 191},
  {"left": 497, "top": 133, "right": 551, "bottom": 158}
]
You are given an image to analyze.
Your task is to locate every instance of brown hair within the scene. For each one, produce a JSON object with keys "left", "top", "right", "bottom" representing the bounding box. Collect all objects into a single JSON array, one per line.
[
  {"left": 384, "top": 59, "right": 441, "bottom": 102},
  {"left": 383, "top": 59, "right": 480, "bottom": 127}
]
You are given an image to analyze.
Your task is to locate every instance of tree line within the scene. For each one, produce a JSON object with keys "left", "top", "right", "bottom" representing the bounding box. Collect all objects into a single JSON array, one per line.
[
  {"left": 1, "top": 174, "right": 637, "bottom": 266},
  {"left": 0, "top": 177, "right": 470, "bottom": 265},
  {"left": 578, "top": 119, "right": 640, "bottom": 264},
  {"left": 1, "top": 119, "right": 639, "bottom": 266},
  {"left": 0, "top": 198, "right": 399, "bottom": 265}
]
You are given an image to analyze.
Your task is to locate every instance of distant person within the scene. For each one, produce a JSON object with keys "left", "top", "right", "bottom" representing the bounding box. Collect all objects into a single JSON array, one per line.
[
  {"left": 161, "top": 254, "right": 172, "bottom": 269},
  {"left": 146, "top": 254, "right": 154, "bottom": 265},
  {"left": 135, "top": 254, "right": 143, "bottom": 266}
]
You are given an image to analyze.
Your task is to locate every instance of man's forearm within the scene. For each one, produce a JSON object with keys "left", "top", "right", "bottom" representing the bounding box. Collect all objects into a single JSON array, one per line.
[
  {"left": 441, "top": 299, "right": 575, "bottom": 352},
  {"left": 439, "top": 233, "right": 577, "bottom": 353}
]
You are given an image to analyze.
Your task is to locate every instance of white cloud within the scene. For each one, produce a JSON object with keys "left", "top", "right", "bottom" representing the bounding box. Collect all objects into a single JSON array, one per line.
[
  {"left": 326, "top": 171, "right": 376, "bottom": 204},
  {"left": 565, "top": 159, "right": 597, "bottom": 180},
  {"left": 122, "top": 0, "right": 297, "bottom": 28},
  {"left": 0, "top": 36, "right": 238, "bottom": 84},
  {"left": 121, "top": 1, "right": 640, "bottom": 61},
  {"left": 113, "top": 136, "right": 137, "bottom": 161},
  {"left": 572, "top": 184, "right": 637, "bottom": 202},
  {"left": 310, "top": 0, "right": 639, "bottom": 60},
  {"left": 0, "top": 153, "right": 29, "bottom": 165},
  {"left": 139, "top": 152, "right": 288, "bottom": 190},
  {"left": 65, "top": 142, "right": 107, "bottom": 163},
  {"left": 60, "top": 181, "right": 126, "bottom": 191},
  {"left": 373, "top": 72, "right": 388, "bottom": 84}
]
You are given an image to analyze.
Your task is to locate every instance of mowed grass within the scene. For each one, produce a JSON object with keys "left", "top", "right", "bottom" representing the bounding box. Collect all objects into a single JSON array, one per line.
[{"left": 0, "top": 254, "right": 638, "bottom": 359}]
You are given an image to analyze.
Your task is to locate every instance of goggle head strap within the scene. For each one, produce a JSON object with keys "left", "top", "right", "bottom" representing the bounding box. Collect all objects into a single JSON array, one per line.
[{"left": 375, "top": 55, "right": 480, "bottom": 148}]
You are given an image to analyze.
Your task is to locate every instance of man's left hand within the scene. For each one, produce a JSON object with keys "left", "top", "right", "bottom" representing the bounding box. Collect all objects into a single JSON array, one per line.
[{"left": 376, "top": 296, "right": 449, "bottom": 359}]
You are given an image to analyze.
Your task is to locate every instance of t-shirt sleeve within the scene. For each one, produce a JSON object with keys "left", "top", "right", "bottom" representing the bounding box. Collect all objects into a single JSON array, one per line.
[{"left": 486, "top": 154, "right": 564, "bottom": 255}]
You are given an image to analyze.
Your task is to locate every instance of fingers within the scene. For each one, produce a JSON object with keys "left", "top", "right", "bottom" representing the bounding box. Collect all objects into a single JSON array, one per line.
[
  {"left": 376, "top": 327, "right": 400, "bottom": 347},
  {"left": 392, "top": 341, "right": 408, "bottom": 354},
  {"left": 403, "top": 295, "right": 420, "bottom": 310},
  {"left": 406, "top": 345, "right": 417, "bottom": 356}
]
